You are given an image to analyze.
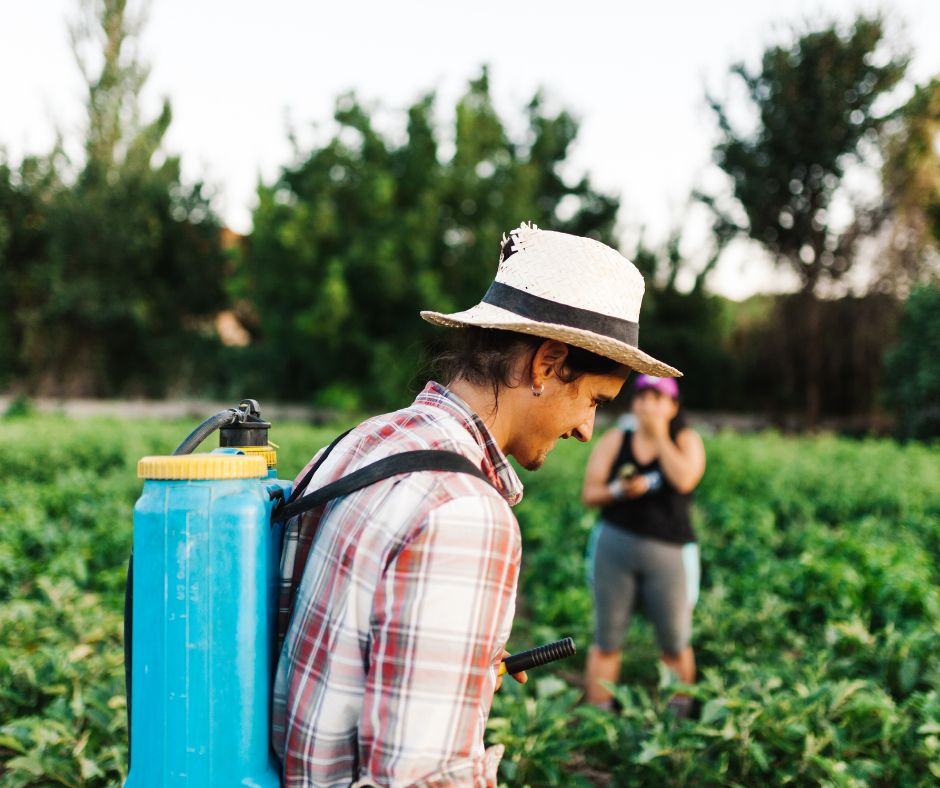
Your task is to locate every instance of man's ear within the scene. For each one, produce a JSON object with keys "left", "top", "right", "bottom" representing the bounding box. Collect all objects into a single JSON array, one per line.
[{"left": 530, "top": 340, "right": 570, "bottom": 387}]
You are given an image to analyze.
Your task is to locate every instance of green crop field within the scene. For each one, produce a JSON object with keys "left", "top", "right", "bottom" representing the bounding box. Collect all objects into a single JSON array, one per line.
[{"left": 1, "top": 414, "right": 938, "bottom": 786}]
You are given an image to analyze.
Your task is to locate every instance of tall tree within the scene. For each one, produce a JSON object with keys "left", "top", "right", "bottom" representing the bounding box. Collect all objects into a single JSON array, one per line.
[
  {"left": 879, "top": 78, "right": 940, "bottom": 290},
  {"left": 12, "top": 0, "right": 227, "bottom": 396},
  {"left": 882, "top": 284, "right": 940, "bottom": 439},
  {"left": 239, "top": 69, "right": 619, "bottom": 408},
  {"left": 629, "top": 234, "right": 739, "bottom": 410},
  {"left": 701, "top": 16, "right": 908, "bottom": 422},
  {"left": 0, "top": 156, "right": 59, "bottom": 386}
]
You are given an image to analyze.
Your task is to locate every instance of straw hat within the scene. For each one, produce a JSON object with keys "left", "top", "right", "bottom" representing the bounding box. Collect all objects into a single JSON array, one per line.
[{"left": 421, "top": 222, "right": 681, "bottom": 378}]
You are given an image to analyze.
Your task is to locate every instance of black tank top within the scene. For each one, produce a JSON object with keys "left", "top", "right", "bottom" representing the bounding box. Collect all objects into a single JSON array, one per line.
[{"left": 600, "top": 430, "right": 695, "bottom": 544}]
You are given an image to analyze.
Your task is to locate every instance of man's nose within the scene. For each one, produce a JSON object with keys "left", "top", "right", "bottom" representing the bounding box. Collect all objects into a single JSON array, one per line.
[{"left": 572, "top": 413, "right": 595, "bottom": 442}]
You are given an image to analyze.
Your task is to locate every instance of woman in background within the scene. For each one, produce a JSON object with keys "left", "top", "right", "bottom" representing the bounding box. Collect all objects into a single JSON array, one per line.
[{"left": 581, "top": 374, "right": 706, "bottom": 716}]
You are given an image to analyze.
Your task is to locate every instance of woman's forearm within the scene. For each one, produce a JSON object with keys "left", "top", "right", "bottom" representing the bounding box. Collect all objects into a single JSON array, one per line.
[
  {"left": 582, "top": 479, "right": 621, "bottom": 507},
  {"left": 654, "top": 435, "right": 702, "bottom": 494}
]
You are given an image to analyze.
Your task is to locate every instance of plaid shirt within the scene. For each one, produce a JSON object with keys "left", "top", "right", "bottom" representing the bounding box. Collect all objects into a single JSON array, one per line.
[{"left": 272, "top": 382, "right": 524, "bottom": 787}]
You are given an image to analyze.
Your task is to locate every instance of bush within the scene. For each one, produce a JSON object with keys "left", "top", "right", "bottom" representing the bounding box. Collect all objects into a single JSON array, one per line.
[{"left": 883, "top": 284, "right": 940, "bottom": 440}]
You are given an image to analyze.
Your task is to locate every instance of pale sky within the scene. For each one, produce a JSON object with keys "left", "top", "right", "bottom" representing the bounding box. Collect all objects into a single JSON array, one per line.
[{"left": 3, "top": 0, "right": 938, "bottom": 299}]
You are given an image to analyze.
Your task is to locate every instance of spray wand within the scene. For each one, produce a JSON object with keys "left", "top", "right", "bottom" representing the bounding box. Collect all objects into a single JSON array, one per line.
[{"left": 498, "top": 636, "right": 576, "bottom": 677}]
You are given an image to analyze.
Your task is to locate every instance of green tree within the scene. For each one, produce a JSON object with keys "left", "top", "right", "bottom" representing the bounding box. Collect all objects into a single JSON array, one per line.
[
  {"left": 880, "top": 78, "right": 940, "bottom": 289},
  {"left": 239, "top": 70, "right": 619, "bottom": 408},
  {"left": 701, "top": 16, "right": 908, "bottom": 422},
  {"left": 0, "top": 155, "right": 59, "bottom": 386},
  {"left": 882, "top": 284, "right": 940, "bottom": 439},
  {"left": 8, "top": 0, "right": 227, "bottom": 396},
  {"left": 629, "top": 235, "right": 738, "bottom": 410}
]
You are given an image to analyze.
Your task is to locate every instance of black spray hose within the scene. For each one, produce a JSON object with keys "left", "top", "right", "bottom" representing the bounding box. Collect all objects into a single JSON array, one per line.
[{"left": 172, "top": 409, "right": 240, "bottom": 455}]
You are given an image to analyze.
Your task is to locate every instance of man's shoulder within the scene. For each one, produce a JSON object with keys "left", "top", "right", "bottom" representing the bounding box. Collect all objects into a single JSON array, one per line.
[
  {"left": 367, "top": 406, "right": 514, "bottom": 505},
  {"left": 347, "top": 400, "right": 484, "bottom": 463}
]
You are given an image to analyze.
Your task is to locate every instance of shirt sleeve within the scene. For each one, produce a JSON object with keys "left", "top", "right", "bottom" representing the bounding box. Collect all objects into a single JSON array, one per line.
[{"left": 358, "top": 491, "right": 522, "bottom": 787}]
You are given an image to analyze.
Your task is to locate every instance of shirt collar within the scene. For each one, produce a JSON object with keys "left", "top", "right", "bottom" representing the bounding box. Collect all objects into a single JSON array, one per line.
[{"left": 416, "top": 381, "right": 524, "bottom": 506}]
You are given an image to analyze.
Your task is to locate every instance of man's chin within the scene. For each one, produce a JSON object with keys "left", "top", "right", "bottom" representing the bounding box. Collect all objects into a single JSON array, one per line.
[{"left": 522, "top": 451, "right": 548, "bottom": 472}]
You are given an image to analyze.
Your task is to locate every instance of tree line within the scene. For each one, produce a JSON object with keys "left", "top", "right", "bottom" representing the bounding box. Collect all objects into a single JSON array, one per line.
[{"left": 1, "top": 1, "right": 938, "bottom": 435}]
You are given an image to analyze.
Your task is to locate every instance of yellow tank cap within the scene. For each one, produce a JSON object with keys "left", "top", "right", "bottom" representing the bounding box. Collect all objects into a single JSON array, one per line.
[
  {"left": 231, "top": 445, "right": 278, "bottom": 469},
  {"left": 138, "top": 454, "right": 268, "bottom": 480}
]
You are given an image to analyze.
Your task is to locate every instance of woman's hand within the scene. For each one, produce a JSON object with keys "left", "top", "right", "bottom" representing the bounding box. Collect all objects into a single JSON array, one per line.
[
  {"left": 623, "top": 474, "right": 649, "bottom": 499},
  {"left": 635, "top": 395, "right": 672, "bottom": 441},
  {"left": 648, "top": 411, "right": 671, "bottom": 440},
  {"left": 495, "top": 649, "right": 528, "bottom": 691},
  {"left": 655, "top": 429, "right": 707, "bottom": 495}
]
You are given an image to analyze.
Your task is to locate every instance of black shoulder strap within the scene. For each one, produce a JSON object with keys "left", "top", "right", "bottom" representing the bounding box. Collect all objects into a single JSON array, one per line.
[
  {"left": 284, "top": 428, "right": 354, "bottom": 506},
  {"left": 272, "top": 447, "right": 496, "bottom": 524}
]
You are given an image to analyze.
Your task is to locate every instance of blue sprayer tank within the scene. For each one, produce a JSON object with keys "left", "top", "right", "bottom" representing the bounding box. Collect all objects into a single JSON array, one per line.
[{"left": 126, "top": 404, "right": 291, "bottom": 787}]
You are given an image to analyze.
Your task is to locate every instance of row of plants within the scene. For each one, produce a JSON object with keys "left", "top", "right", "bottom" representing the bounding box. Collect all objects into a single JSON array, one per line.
[
  {"left": 492, "top": 432, "right": 940, "bottom": 785},
  {"left": 1, "top": 415, "right": 938, "bottom": 785}
]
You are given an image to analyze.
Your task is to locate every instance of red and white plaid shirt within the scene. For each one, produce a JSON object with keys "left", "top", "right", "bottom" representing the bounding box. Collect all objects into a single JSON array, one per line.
[{"left": 272, "top": 382, "right": 524, "bottom": 787}]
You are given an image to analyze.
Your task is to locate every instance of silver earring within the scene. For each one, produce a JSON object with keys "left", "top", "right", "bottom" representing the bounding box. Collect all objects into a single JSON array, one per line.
[{"left": 531, "top": 384, "right": 544, "bottom": 397}]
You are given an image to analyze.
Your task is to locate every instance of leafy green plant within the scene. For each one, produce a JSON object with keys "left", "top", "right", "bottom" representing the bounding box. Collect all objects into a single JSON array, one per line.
[{"left": 1, "top": 417, "right": 938, "bottom": 786}]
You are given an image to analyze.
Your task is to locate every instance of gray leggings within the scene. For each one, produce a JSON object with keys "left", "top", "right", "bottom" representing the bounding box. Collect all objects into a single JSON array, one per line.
[{"left": 587, "top": 521, "right": 700, "bottom": 656}]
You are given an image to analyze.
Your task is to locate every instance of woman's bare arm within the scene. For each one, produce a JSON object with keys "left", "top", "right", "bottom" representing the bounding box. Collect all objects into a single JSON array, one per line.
[
  {"left": 581, "top": 428, "right": 625, "bottom": 507},
  {"left": 654, "top": 428, "right": 706, "bottom": 494}
]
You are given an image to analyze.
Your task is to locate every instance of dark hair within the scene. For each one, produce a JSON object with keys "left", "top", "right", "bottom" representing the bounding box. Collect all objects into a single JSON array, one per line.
[{"left": 431, "top": 327, "right": 622, "bottom": 403}]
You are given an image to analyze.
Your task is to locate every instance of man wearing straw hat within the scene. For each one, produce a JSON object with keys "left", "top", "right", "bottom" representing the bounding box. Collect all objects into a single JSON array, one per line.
[{"left": 272, "top": 221, "right": 681, "bottom": 787}]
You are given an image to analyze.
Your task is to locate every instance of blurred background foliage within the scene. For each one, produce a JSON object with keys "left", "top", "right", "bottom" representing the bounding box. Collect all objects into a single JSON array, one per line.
[
  {"left": 235, "top": 70, "right": 618, "bottom": 409},
  {"left": 0, "top": 0, "right": 228, "bottom": 399},
  {"left": 0, "top": 2, "right": 939, "bottom": 436}
]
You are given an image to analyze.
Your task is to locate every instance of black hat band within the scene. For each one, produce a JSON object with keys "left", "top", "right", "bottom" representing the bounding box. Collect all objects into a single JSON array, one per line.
[{"left": 481, "top": 281, "right": 639, "bottom": 347}]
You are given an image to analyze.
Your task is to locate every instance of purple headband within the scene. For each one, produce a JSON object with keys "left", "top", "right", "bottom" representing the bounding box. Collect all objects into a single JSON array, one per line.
[{"left": 634, "top": 374, "right": 679, "bottom": 400}]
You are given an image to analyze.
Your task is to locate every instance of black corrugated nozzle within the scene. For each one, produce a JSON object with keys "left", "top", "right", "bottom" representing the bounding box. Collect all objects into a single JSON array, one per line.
[{"left": 503, "top": 636, "right": 576, "bottom": 675}]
